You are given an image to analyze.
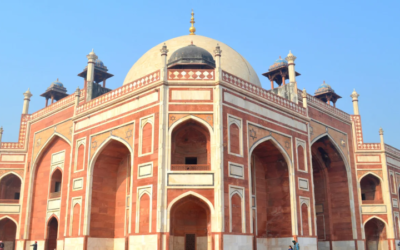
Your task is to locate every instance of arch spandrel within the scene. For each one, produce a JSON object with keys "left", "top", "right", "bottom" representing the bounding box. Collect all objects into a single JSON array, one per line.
[
  {"left": 248, "top": 124, "right": 292, "bottom": 160},
  {"left": 89, "top": 123, "right": 134, "bottom": 160},
  {"left": 327, "top": 128, "right": 349, "bottom": 158},
  {"left": 168, "top": 114, "right": 213, "bottom": 128},
  {"left": 357, "top": 170, "right": 383, "bottom": 180},
  {"left": 0, "top": 170, "right": 24, "bottom": 180},
  {"left": 32, "top": 120, "right": 73, "bottom": 162},
  {"left": 309, "top": 121, "right": 326, "bottom": 142}
]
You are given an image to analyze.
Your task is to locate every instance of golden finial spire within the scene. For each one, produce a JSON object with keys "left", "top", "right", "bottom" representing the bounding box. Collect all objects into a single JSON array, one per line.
[{"left": 189, "top": 9, "right": 196, "bottom": 35}]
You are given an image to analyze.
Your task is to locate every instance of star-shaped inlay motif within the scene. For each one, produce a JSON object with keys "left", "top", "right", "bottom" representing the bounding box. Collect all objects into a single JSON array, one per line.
[
  {"left": 126, "top": 128, "right": 133, "bottom": 141},
  {"left": 285, "top": 141, "right": 290, "bottom": 149},
  {"left": 170, "top": 116, "right": 176, "bottom": 121},
  {"left": 92, "top": 140, "right": 98, "bottom": 149},
  {"left": 249, "top": 128, "right": 257, "bottom": 140}
]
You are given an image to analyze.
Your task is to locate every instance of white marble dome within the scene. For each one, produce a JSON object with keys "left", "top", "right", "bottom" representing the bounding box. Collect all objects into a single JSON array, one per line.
[{"left": 123, "top": 35, "right": 261, "bottom": 86}]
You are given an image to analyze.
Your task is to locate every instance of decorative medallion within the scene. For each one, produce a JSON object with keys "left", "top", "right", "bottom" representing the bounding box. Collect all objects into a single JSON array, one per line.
[
  {"left": 92, "top": 140, "right": 98, "bottom": 149},
  {"left": 36, "top": 137, "right": 42, "bottom": 148},
  {"left": 249, "top": 128, "right": 257, "bottom": 140},
  {"left": 341, "top": 139, "right": 346, "bottom": 147},
  {"left": 206, "top": 115, "right": 212, "bottom": 121},
  {"left": 310, "top": 126, "right": 313, "bottom": 135},
  {"left": 285, "top": 141, "right": 290, "bottom": 149},
  {"left": 170, "top": 116, "right": 176, "bottom": 121},
  {"left": 126, "top": 128, "right": 133, "bottom": 140},
  {"left": 69, "top": 126, "right": 73, "bottom": 135}
]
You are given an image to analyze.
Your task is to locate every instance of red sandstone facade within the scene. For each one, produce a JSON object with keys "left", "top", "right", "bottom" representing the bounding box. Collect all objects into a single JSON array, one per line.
[{"left": 0, "top": 34, "right": 399, "bottom": 250}]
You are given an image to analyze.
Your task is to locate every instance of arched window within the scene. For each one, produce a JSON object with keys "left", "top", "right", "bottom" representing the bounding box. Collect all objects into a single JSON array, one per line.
[
  {"left": 0, "top": 174, "right": 21, "bottom": 202},
  {"left": 49, "top": 169, "right": 62, "bottom": 199},
  {"left": 229, "top": 123, "right": 240, "bottom": 155},
  {"left": 298, "top": 146, "right": 306, "bottom": 171},
  {"left": 141, "top": 123, "right": 153, "bottom": 155},
  {"left": 301, "top": 203, "right": 309, "bottom": 236},
  {"left": 72, "top": 203, "right": 80, "bottom": 236},
  {"left": 76, "top": 144, "right": 85, "bottom": 171},
  {"left": 231, "top": 193, "right": 242, "bottom": 233},
  {"left": 171, "top": 119, "right": 210, "bottom": 171},
  {"left": 360, "top": 174, "right": 383, "bottom": 204},
  {"left": 391, "top": 174, "right": 396, "bottom": 194},
  {"left": 139, "top": 193, "right": 150, "bottom": 233}
]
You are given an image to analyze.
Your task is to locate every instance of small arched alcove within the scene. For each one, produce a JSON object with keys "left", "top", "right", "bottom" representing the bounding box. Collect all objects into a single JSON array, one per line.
[
  {"left": 360, "top": 174, "right": 383, "bottom": 204},
  {"left": 49, "top": 169, "right": 62, "bottom": 199},
  {"left": 0, "top": 173, "right": 21, "bottom": 202},
  {"left": 171, "top": 119, "right": 210, "bottom": 171}
]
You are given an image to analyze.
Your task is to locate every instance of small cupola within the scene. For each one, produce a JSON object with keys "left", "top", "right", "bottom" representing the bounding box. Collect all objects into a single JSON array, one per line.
[
  {"left": 314, "top": 81, "right": 342, "bottom": 107},
  {"left": 40, "top": 79, "right": 68, "bottom": 107},
  {"left": 167, "top": 42, "right": 215, "bottom": 69},
  {"left": 262, "top": 56, "right": 301, "bottom": 88}
]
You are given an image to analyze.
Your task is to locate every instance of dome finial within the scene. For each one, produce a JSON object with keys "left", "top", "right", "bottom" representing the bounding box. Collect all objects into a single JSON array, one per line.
[{"left": 189, "top": 9, "right": 196, "bottom": 35}]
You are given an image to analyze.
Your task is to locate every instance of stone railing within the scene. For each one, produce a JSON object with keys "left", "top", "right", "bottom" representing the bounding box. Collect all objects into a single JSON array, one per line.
[
  {"left": 300, "top": 90, "right": 351, "bottom": 121},
  {"left": 0, "top": 199, "right": 19, "bottom": 204},
  {"left": 222, "top": 71, "right": 307, "bottom": 116},
  {"left": 351, "top": 115, "right": 381, "bottom": 151},
  {"left": 168, "top": 69, "right": 214, "bottom": 80},
  {"left": 49, "top": 192, "right": 61, "bottom": 199},
  {"left": 1, "top": 90, "right": 86, "bottom": 150},
  {"left": 386, "top": 144, "right": 400, "bottom": 158},
  {"left": 77, "top": 70, "right": 160, "bottom": 114},
  {"left": 171, "top": 164, "right": 210, "bottom": 171}
]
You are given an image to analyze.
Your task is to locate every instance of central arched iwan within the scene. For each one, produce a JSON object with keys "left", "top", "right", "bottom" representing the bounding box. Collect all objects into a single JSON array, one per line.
[
  {"left": 90, "top": 139, "right": 131, "bottom": 238},
  {"left": 250, "top": 139, "right": 292, "bottom": 238}
]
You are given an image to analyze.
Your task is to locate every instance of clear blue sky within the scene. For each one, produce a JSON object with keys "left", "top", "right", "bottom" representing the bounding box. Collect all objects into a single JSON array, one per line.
[{"left": 0, "top": 0, "right": 399, "bottom": 148}]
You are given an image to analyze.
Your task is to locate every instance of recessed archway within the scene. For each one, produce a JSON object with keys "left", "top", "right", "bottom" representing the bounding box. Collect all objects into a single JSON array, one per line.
[
  {"left": 46, "top": 217, "right": 58, "bottom": 250},
  {"left": 0, "top": 217, "right": 17, "bottom": 250},
  {"left": 364, "top": 217, "right": 387, "bottom": 250},
  {"left": 312, "top": 135, "right": 354, "bottom": 245},
  {"left": 249, "top": 138, "right": 292, "bottom": 243},
  {"left": 89, "top": 139, "right": 131, "bottom": 240},
  {"left": 169, "top": 195, "right": 211, "bottom": 250}
]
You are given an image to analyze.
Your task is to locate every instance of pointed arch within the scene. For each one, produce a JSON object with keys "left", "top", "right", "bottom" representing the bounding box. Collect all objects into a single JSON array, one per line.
[
  {"left": 248, "top": 135, "right": 296, "bottom": 236},
  {"left": 0, "top": 172, "right": 22, "bottom": 201},
  {"left": 0, "top": 171, "right": 23, "bottom": 183},
  {"left": 168, "top": 115, "right": 214, "bottom": 135},
  {"left": 359, "top": 172, "right": 384, "bottom": 183},
  {"left": 24, "top": 133, "right": 71, "bottom": 239},
  {"left": 0, "top": 215, "right": 18, "bottom": 240},
  {"left": 84, "top": 135, "right": 133, "bottom": 236},
  {"left": 311, "top": 133, "right": 358, "bottom": 239},
  {"left": 167, "top": 191, "right": 215, "bottom": 232}
]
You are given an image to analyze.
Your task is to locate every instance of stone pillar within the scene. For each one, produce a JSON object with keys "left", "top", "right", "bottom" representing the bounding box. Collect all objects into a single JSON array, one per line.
[
  {"left": 214, "top": 44, "right": 222, "bottom": 81},
  {"left": 286, "top": 51, "right": 298, "bottom": 103},
  {"left": 160, "top": 43, "right": 168, "bottom": 81},
  {"left": 86, "top": 50, "right": 98, "bottom": 101},
  {"left": 22, "top": 89, "right": 33, "bottom": 114},
  {"left": 351, "top": 89, "right": 360, "bottom": 115},
  {"left": 302, "top": 89, "right": 307, "bottom": 108},
  {"left": 74, "top": 87, "right": 81, "bottom": 113},
  {"left": 0, "top": 126, "right": 3, "bottom": 145},
  {"left": 379, "top": 127, "right": 384, "bottom": 148}
]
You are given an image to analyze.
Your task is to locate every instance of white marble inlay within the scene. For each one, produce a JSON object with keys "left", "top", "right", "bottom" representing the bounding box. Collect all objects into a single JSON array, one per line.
[
  {"left": 76, "top": 92, "right": 158, "bottom": 130},
  {"left": 224, "top": 92, "right": 307, "bottom": 132},
  {"left": 388, "top": 157, "right": 400, "bottom": 167},
  {"left": 47, "top": 198, "right": 61, "bottom": 211},
  {"left": 361, "top": 205, "right": 387, "bottom": 214},
  {"left": 357, "top": 155, "right": 380, "bottom": 163},
  {"left": 299, "top": 178, "right": 309, "bottom": 191},
  {"left": 171, "top": 90, "right": 211, "bottom": 101},
  {"left": 229, "top": 162, "right": 244, "bottom": 178},
  {"left": 51, "top": 151, "right": 65, "bottom": 164},
  {"left": 73, "top": 178, "right": 83, "bottom": 190},
  {"left": 168, "top": 173, "right": 214, "bottom": 186},
  {"left": 0, "top": 204, "right": 20, "bottom": 213},
  {"left": 0, "top": 154, "right": 24, "bottom": 162},
  {"left": 129, "top": 235, "right": 158, "bottom": 250},
  {"left": 223, "top": 235, "right": 253, "bottom": 250},
  {"left": 138, "top": 163, "right": 153, "bottom": 178}
]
